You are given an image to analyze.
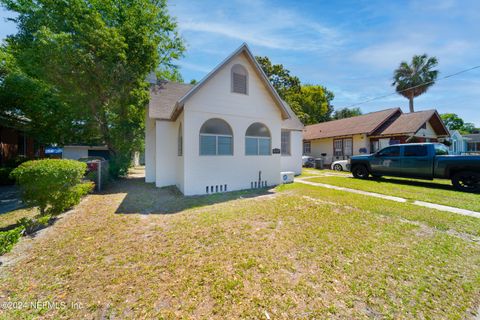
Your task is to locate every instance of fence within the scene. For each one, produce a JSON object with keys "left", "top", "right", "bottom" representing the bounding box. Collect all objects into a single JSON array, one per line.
[{"left": 85, "top": 160, "right": 109, "bottom": 191}]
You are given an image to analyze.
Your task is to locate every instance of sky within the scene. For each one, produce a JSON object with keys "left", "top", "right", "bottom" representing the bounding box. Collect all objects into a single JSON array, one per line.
[{"left": 1, "top": 0, "right": 479, "bottom": 125}]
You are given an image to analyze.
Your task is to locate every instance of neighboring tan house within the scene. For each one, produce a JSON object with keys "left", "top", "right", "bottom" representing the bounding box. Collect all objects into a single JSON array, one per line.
[
  {"left": 145, "top": 43, "right": 304, "bottom": 196},
  {"left": 303, "top": 108, "right": 449, "bottom": 165}
]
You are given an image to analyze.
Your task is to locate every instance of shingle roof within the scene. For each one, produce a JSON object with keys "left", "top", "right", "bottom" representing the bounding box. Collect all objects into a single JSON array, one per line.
[
  {"left": 378, "top": 109, "right": 437, "bottom": 135},
  {"left": 303, "top": 108, "right": 400, "bottom": 140},
  {"left": 281, "top": 100, "right": 304, "bottom": 131},
  {"left": 148, "top": 82, "right": 193, "bottom": 120}
]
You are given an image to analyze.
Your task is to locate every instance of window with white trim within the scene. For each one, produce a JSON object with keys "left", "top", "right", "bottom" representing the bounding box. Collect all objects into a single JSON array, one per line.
[
  {"left": 303, "top": 141, "right": 311, "bottom": 155},
  {"left": 245, "top": 123, "right": 271, "bottom": 155},
  {"left": 281, "top": 130, "right": 291, "bottom": 155},
  {"left": 200, "top": 118, "right": 233, "bottom": 155},
  {"left": 231, "top": 64, "right": 248, "bottom": 94},
  {"left": 178, "top": 123, "right": 183, "bottom": 156}
]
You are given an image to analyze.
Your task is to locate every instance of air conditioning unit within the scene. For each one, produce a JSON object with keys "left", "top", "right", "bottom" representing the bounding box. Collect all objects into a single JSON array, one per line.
[{"left": 280, "top": 171, "right": 295, "bottom": 184}]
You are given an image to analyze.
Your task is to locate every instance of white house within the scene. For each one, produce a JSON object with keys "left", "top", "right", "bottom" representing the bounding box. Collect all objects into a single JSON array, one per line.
[
  {"left": 145, "top": 43, "right": 304, "bottom": 195},
  {"left": 448, "top": 130, "right": 466, "bottom": 155}
]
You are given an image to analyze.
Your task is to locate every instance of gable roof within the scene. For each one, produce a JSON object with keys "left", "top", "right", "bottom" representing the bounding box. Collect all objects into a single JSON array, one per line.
[
  {"left": 377, "top": 109, "right": 449, "bottom": 136},
  {"left": 303, "top": 108, "right": 401, "bottom": 140},
  {"left": 149, "top": 82, "right": 194, "bottom": 120},
  {"left": 148, "top": 43, "right": 291, "bottom": 120},
  {"left": 281, "top": 100, "right": 304, "bottom": 131}
]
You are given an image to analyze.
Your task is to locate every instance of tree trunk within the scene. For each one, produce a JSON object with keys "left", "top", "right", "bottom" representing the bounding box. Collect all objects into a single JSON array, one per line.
[{"left": 409, "top": 94, "right": 414, "bottom": 113}]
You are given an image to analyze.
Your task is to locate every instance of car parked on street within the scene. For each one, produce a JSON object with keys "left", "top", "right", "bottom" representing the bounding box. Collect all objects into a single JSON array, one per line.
[
  {"left": 331, "top": 160, "right": 350, "bottom": 171},
  {"left": 350, "top": 143, "right": 480, "bottom": 192}
]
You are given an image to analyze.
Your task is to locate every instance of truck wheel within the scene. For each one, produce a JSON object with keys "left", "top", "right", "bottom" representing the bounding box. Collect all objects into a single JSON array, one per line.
[
  {"left": 352, "top": 165, "right": 369, "bottom": 179},
  {"left": 452, "top": 171, "right": 480, "bottom": 193}
]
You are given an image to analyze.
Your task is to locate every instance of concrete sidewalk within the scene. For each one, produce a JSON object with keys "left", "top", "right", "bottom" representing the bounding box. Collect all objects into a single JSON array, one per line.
[{"left": 296, "top": 177, "right": 480, "bottom": 219}]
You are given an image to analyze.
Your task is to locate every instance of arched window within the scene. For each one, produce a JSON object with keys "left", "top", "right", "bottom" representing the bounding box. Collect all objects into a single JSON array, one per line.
[
  {"left": 178, "top": 123, "right": 183, "bottom": 156},
  {"left": 231, "top": 64, "right": 248, "bottom": 94},
  {"left": 245, "top": 123, "right": 271, "bottom": 155},
  {"left": 200, "top": 118, "right": 233, "bottom": 155}
]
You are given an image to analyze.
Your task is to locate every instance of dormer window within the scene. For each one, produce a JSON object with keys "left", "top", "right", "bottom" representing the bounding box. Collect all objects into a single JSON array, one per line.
[{"left": 231, "top": 64, "right": 248, "bottom": 94}]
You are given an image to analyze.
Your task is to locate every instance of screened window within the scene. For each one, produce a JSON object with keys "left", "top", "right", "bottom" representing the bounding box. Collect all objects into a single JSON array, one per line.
[
  {"left": 404, "top": 145, "right": 428, "bottom": 157},
  {"left": 245, "top": 123, "right": 271, "bottom": 155},
  {"left": 303, "top": 141, "right": 311, "bottom": 154},
  {"left": 199, "top": 118, "right": 233, "bottom": 155},
  {"left": 281, "top": 130, "right": 291, "bottom": 155},
  {"left": 231, "top": 64, "right": 248, "bottom": 94},
  {"left": 377, "top": 146, "right": 400, "bottom": 157},
  {"left": 178, "top": 123, "right": 183, "bottom": 156}
]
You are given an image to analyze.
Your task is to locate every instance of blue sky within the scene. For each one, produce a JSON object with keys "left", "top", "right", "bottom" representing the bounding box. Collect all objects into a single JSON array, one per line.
[{"left": 1, "top": 0, "right": 479, "bottom": 125}]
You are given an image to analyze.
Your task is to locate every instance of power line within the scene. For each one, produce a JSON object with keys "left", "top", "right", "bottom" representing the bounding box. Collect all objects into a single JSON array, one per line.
[{"left": 345, "top": 65, "right": 480, "bottom": 108}]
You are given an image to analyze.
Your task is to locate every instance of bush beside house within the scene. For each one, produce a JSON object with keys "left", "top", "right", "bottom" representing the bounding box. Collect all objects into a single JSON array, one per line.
[
  {"left": 10, "top": 159, "right": 93, "bottom": 215},
  {"left": 1, "top": 159, "right": 93, "bottom": 255}
]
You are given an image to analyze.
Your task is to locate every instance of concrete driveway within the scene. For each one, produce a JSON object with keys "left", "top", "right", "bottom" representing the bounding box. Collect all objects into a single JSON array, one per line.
[{"left": 0, "top": 185, "right": 23, "bottom": 214}]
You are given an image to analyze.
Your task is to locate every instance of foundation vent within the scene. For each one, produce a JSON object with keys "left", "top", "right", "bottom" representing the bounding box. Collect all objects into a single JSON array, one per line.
[{"left": 206, "top": 184, "right": 228, "bottom": 194}]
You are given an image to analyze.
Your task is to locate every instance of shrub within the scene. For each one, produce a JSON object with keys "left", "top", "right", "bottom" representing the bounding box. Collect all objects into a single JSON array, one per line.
[
  {"left": 18, "top": 215, "right": 52, "bottom": 234},
  {"left": 10, "top": 159, "right": 94, "bottom": 215},
  {"left": 0, "top": 226, "right": 25, "bottom": 256}
]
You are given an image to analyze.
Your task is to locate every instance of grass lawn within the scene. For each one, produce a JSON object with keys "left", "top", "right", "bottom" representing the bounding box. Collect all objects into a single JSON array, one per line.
[
  {"left": 0, "top": 174, "right": 479, "bottom": 319},
  {"left": 0, "top": 208, "right": 37, "bottom": 230},
  {"left": 305, "top": 175, "right": 480, "bottom": 212}
]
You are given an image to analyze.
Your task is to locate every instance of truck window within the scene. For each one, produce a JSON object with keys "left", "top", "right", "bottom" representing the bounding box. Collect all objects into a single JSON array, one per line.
[
  {"left": 377, "top": 146, "right": 400, "bottom": 157},
  {"left": 434, "top": 144, "right": 449, "bottom": 155},
  {"left": 404, "top": 145, "right": 428, "bottom": 157}
]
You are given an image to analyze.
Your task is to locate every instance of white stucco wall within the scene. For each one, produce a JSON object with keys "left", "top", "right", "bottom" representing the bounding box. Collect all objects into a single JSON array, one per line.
[
  {"left": 155, "top": 120, "right": 178, "bottom": 188},
  {"left": 62, "top": 146, "right": 89, "bottom": 160},
  {"left": 281, "top": 130, "right": 303, "bottom": 175},
  {"left": 181, "top": 52, "right": 283, "bottom": 195},
  {"left": 145, "top": 106, "right": 156, "bottom": 183}
]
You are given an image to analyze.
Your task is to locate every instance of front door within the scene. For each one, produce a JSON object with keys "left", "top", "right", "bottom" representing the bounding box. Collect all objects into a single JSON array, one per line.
[{"left": 370, "top": 146, "right": 402, "bottom": 176}]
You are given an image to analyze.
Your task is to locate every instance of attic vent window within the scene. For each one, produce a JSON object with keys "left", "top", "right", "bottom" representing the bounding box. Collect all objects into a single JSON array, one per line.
[{"left": 231, "top": 64, "right": 248, "bottom": 94}]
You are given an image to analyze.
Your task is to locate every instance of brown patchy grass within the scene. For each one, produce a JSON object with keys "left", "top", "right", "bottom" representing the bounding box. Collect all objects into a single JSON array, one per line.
[
  {"left": 0, "top": 207, "right": 37, "bottom": 230},
  {"left": 0, "top": 174, "right": 479, "bottom": 319}
]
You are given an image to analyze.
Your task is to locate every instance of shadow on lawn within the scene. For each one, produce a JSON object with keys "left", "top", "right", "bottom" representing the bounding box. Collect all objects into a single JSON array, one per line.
[
  {"left": 111, "top": 176, "right": 274, "bottom": 215},
  {"left": 367, "top": 176, "right": 456, "bottom": 191}
]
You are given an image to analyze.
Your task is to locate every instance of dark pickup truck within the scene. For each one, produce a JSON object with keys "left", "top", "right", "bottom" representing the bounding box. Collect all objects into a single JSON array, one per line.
[{"left": 350, "top": 143, "right": 480, "bottom": 192}]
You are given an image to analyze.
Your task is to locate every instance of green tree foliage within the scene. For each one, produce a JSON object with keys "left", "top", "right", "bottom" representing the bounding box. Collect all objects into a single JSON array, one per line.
[
  {"left": 287, "top": 85, "right": 334, "bottom": 125},
  {"left": 441, "top": 113, "right": 464, "bottom": 130},
  {"left": 441, "top": 113, "right": 478, "bottom": 133},
  {"left": 333, "top": 107, "right": 362, "bottom": 120},
  {"left": 10, "top": 159, "right": 93, "bottom": 215},
  {"left": 392, "top": 54, "right": 439, "bottom": 113},
  {"left": 255, "top": 56, "right": 301, "bottom": 99},
  {"left": 255, "top": 56, "right": 334, "bottom": 124},
  {"left": 1, "top": 0, "right": 185, "bottom": 176}
]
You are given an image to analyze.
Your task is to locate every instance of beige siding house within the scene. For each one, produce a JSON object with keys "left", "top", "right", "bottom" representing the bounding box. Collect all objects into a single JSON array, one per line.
[{"left": 303, "top": 108, "right": 449, "bottom": 165}]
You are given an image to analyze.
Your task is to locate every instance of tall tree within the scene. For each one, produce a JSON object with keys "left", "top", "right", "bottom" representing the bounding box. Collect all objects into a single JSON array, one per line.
[
  {"left": 255, "top": 56, "right": 301, "bottom": 100},
  {"left": 392, "top": 54, "right": 438, "bottom": 113},
  {"left": 1, "top": 0, "right": 184, "bottom": 176},
  {"left": 441, "top": 113, "right": 464, "bottom": 131},
  {"left": 287, "top": 85, "right": 334, "bottom": 125},
  {"left": 333, "top": 107, "right": 362, "bottom": 120},
  {"left": 255, "top": 56, "right": 334, "bottom": 124}
]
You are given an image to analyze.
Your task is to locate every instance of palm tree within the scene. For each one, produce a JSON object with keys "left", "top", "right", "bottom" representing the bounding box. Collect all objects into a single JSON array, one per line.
[{"left": 392, "top": 54, "right": 439, "bottom": 113}]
